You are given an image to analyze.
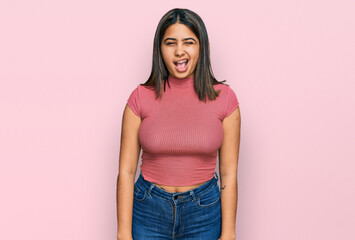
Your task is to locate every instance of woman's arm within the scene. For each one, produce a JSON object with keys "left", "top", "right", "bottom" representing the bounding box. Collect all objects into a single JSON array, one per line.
[
  {"left": 218, "top": 106, "right": 241, "bottom": 240},
  {"left": 117, "top": 104, "right": 142, "bottom": 240}
]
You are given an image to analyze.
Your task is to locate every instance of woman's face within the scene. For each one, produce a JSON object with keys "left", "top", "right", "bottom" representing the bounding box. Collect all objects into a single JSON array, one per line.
[{"left": 161, "top": 23, "right": 200, "bottom": 79}]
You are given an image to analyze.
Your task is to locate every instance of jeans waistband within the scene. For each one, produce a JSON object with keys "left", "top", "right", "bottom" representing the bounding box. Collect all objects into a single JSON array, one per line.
[{"left": 136, "top": 170, "right": 219, "bottom": 203}]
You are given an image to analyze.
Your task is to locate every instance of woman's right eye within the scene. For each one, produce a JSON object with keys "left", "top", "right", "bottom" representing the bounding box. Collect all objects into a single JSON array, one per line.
[{"left": 166, "top": 42, "right": 174, "bottom": 45}]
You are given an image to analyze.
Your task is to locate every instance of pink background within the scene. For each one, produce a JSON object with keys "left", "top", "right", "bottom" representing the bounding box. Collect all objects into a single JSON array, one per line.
[{"left": 1, "top": 1, "right": 354, "bottom": 239}]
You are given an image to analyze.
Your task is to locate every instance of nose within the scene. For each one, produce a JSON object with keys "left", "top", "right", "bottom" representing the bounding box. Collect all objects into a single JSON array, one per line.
[{"left": 174, "top": 43, "right": 185, "bottom": 56}]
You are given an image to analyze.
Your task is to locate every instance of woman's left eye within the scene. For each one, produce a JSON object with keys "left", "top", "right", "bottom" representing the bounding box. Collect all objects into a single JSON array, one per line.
[{"left": 186, "top": 42, "right": 194, "bottom": 45}]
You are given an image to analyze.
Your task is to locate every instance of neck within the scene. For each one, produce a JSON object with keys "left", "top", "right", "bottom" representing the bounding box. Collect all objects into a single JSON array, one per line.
[{"left": 168, "top": 74, "right": 194, "bottom": 89}]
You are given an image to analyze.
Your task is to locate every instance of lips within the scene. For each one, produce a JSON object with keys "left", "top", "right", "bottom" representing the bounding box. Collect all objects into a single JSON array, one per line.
[
  {"left": 174, "top": 59, "right": 189, "bottom": 72},
  {"left": 174, "top": 59, "right": 189, "bottom": 66}
]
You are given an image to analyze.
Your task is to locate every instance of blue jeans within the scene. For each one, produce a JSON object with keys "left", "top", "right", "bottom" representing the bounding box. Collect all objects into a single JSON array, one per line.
[{"left": 132, "top": 170, "right": 222, "bottom": 239}]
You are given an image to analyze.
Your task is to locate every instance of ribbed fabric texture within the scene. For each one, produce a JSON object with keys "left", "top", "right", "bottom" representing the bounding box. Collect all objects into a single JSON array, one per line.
[{"left": 127, "top": 75, "right": 239, "bottom": 186}]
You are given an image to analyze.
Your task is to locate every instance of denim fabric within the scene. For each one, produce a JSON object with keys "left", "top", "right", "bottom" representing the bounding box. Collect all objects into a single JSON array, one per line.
[{"left": 132, "top": 171, "right": 221, "bottom": 240}]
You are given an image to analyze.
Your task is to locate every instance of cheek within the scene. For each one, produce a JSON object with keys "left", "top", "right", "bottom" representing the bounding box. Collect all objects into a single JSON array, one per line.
[
  {"left": 192, "top": 52, "right": 200, "bottom": 64},
  {"left": 161, "top": 54, "right": 170, "bottom": 66},
  {"left": 190, "top": 48, "right": 199, "bottom": 60},
  {"left": 162, "top": 49, "right": 173, "bottom": 63}
]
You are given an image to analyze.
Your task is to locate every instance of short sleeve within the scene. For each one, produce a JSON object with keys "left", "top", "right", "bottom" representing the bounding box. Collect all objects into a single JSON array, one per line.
[
  {"left": 224, "top": 86, "right": 239, "bottom": 119},
  {"left": 127, "top": 86, "right": 141, "bottom": 118}
]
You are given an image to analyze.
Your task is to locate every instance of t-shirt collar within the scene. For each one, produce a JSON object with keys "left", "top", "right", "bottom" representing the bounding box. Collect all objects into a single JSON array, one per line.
[{"left": 167, "top": 74, "right": 194, "bottom": 89}]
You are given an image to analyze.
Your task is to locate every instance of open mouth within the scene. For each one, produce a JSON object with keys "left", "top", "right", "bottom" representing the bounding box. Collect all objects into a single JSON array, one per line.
[
  {"left": 174, "top": 59, "right": 189, "bottom": 72},
  {"left": 174, "top": 59, "right": 189, "bottom": 66}
]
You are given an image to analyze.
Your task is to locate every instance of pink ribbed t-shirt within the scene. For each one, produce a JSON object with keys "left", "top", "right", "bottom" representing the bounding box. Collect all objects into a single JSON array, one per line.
[{"left": 126, "top": 75, "right": 239, "bottom": 186}]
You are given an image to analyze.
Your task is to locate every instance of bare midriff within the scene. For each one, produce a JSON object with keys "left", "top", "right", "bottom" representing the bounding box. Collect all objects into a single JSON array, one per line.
[{"left": 151, "top": 179, "right": 210, "bottom": 193}]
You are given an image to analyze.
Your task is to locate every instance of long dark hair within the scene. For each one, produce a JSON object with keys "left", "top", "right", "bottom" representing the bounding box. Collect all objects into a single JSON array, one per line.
[{"left": 141, "top": 8, "right": 228, "bottom": 102}]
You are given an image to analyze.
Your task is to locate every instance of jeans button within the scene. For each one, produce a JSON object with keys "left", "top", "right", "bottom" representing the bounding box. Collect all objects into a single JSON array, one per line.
[{"left": 173, "top": 195, "right": 178, "bottom": 200}]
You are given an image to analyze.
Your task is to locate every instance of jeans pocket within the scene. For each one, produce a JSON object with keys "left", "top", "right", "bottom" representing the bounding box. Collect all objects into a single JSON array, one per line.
[
  {"left": 133, "top": 181, "right": 147, "bottom": 202},
  {"left": 196, "top": 183, "right": 221, "bottom": 208}
]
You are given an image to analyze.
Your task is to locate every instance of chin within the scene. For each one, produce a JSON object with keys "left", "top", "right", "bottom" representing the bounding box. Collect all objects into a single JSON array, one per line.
[{"left": 175, "top": 71, "right": 191, "bottom": 77}]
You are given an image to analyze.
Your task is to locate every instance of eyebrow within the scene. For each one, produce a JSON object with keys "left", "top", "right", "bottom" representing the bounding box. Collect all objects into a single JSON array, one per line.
[{"left": 163, "top": 37, "right": 197, "bottom": 43}]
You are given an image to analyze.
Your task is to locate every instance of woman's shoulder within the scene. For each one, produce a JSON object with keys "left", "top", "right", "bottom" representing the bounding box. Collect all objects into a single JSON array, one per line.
[
  {"left": 128, "top": 84, "right": 154, "bottom": 96},
  {"left": 136, "top": 84, "right": 155, "bottom": 92},
  {"left": 213, "top": 82, "right": 234, "bottom": 95},
  {"left": 213, "top": 82, "right": 239, "bottom": 117}
]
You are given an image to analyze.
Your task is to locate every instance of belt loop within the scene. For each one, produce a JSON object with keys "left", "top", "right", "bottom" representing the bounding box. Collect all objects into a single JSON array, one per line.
[
  {"left": 189, "top": 190, "right": 197, "bottom": 202},
  {"left": 214, "top": 172, "right": 219, "bottom": 180},
  {"left": 147, "top": 184, "right": 154, "bottom": 198}
]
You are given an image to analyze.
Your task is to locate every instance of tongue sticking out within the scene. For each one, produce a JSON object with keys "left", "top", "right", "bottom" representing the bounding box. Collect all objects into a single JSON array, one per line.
[{"left": 175, "top": 61, "right": 188, "bottom": 72}]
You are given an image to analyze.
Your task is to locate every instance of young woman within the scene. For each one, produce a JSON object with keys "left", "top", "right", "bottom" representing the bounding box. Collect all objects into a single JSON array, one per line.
[{"left": 117, "top": 8, "right": 241, "bottom": 240}]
